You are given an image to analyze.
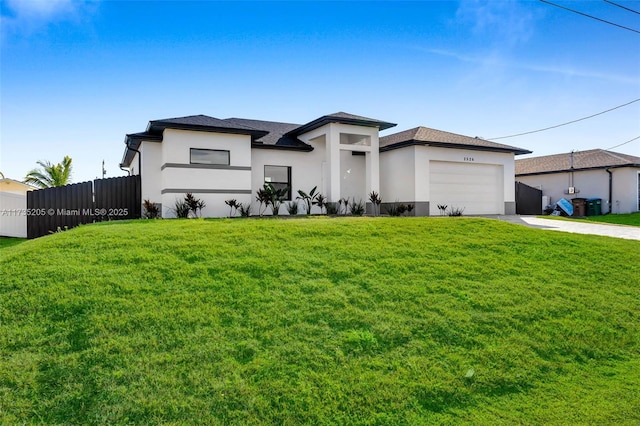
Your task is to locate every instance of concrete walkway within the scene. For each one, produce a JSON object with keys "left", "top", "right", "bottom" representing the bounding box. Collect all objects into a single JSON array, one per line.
[{"left": 493, "top": 215, "right": 640, "bottom": 241}]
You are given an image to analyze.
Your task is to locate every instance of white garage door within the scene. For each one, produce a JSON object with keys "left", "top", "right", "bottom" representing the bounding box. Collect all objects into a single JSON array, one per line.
[{"left": 429, "top": 161, "right": 504, "bottom": 215}]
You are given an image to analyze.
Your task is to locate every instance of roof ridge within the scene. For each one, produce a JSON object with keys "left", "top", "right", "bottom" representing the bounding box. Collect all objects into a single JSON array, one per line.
[{"left": 602, "top": 149, "right": 634, "bottom": 164}]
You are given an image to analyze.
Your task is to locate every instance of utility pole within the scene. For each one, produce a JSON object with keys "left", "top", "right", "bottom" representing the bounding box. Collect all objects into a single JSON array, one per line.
[{"left": 102, "top": 160, "right": 106, "bottom": 179}]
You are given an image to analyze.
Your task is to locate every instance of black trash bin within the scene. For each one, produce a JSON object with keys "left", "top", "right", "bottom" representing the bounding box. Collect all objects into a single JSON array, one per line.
[
  {"left": 586, "top": 198, "right": 602, "bottom": 216},
  {"left": 571, "top": 198, "right": 587, "bottom": 217}
]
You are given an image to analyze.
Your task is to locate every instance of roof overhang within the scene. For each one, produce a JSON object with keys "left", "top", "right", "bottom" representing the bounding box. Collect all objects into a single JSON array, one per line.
[
  {"left": 252, "top": 142, "right": 314, "bottom": 152},
  {"left": 285, "top": 115, "right": 397, "bottom": 138},
  {"left": 380, "top": 140, "right": 532, "bottom": 155},
  {"left": 147, "top": 120, "right": 268, "bottom": 140},
  {"left": 120, "top": 132, "right": 163, "bottom": 168}
]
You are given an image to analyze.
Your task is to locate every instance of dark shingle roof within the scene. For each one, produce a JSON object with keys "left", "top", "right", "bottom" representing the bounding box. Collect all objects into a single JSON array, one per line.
[
  {"left": 223, "top": 118, "right": 311, "bottom": 150},
  {"left": 148, "top": 114, "right": 267, "bottom": 137},
  {"left": 380, "top": 126, "right": 531, "bottom": 155},
  {"left": 515, "top": 149, "right": 640, "bottom": 175},
  {"left": 286, "top": 112, "right": 396, "bottom": 137}
]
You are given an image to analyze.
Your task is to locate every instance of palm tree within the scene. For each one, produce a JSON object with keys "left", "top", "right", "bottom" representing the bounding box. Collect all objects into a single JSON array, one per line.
[{"left": 24, "top": 156, "right": 73, "bottom": 188}]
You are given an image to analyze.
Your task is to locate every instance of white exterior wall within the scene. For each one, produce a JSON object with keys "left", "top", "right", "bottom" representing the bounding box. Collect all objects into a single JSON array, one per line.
[
  {"left": 517, "top": 167, "right": 640, "bottom": 214},
  {"left": 340, "top": 151, "right": 366, "bottom": 203},
  {"left": 250, "top": 139, "right": 326, "bottom": 215},
  {"left": 159, "top": 129, "right": 252, "bottom": 218},
  {"left": 380, "top": 146, "right": 416, "bottom": 202},
  {"left": 297, "top": 123, "right": 379, "bottom": 203},
  {"left": 136, "top": 142, "right": 162, "bottom": 206},
  {"left": 0, "top": 192, "right": 27, "bottom": 238}
]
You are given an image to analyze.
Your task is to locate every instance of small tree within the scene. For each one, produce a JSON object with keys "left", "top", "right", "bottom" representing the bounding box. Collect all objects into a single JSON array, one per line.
[
  {"left": 296, "top": 186, "right": 318, "bottom": 215},
  {"left": 24, "top": 155, "right": 73, "bottom": 188}
]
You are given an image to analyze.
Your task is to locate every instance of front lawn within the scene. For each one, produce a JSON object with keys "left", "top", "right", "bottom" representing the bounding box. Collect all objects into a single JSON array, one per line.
[
  {"left": 585, "top": 212, "right": 640, "bottom": 226},
  {"left": 0, "top": 237, "right": 27, "bottom": 250},
  {"left": 1, "top": 217, "right": 639, "bottom": 424},
  {"left": 539, "top": 212, "right": 640, "bottom": 227}
]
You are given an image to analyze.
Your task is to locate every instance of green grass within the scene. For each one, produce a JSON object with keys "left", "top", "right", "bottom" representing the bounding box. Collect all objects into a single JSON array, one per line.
[
  {"left": 585, "top": 212, "right": 640, "bottom": 226},
  {"left": 539, "top": 212, "right": 640, "bottom": 227},
  {"left": 0, "top": 237, "right": 27, "bottom": 249},
  {"left": 1, "top": 217, "right": 639, "bottom": 424}
]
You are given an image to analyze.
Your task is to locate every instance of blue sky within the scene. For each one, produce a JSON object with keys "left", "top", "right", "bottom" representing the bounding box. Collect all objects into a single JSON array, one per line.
[{"left": 2, "top": 0, "right": 639, "bottom": 183}]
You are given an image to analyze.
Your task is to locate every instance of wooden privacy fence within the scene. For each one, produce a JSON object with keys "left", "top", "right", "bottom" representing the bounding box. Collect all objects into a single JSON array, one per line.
[
  {"left": 515, "top": 181, "right": 542, "bottom": 215},
  {"left": 27, "top": 175, "right": 141, "bottom": 239}
]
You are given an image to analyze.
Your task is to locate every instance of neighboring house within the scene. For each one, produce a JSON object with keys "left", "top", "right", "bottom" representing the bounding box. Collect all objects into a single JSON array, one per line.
[
  {"left": 120, "top": 112, "right": 530, "bottom": 217},
  {"left": 0, "top": 178, "right": 36, "bottom": 195},
  {"left": 515, "top": 149, "right": 640, "bottom": 214},
  {"left": 0, "top": 178, "right": 36, "bottom": 238}
]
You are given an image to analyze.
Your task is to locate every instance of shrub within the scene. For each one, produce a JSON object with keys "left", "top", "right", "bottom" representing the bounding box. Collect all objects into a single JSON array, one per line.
[
  {"left": 326, "top": 203, "right": 338, "bottom": 215},
  {"left": 350, "top": 199, "right": 365, "bottom": 216},
  {"left": 297, "top": 186, "right": 318, "bottom": 215},
  {"left": 368, "top": 191, "right": 382, "bottom": 216},
  {"left": 385, "top": 201, "right": 407, "bottom": 217},
  {"left": 338, "top": 198, "right": 350, "bottom": 215},
  {"left": 313, "top": 193, "right": 327, "bottom": 215},
  {"left": 225, "top": 199, "right": 239, "bottom": 218},
  {"left": 437, "top": 204, "right": 448, "bottom": 216},
  {"left": 238, "top": 203, "right": 252, "bottom": 217},
  {"left": 265, "top": 183, "right": 287, "bottom": 216},
  {"left": 286, "top": 201, "right": 299, "bottom": 216},
  {"left": 448, "top": 206, "right": 465, "bottom": 217},
  {"left": 255, "top": 186, "right": 270, "bottom": 217},
  {"left": 173, "top": 199, "right": 190, "bottom": 218},
  {"left": 184, "top": 193, "right": 206, "bottom": 218},
  {"left": 143, "top": 199, "right": 160, "bottom": 219}
]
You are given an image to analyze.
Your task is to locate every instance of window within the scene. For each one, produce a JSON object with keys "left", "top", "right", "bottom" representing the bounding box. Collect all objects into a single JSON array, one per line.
[
  {"left": 190, "top": 148, "right": 230, "bottom": 165},
  {"left": 265, "top": 165, "right": 291, "bottom": 200}
]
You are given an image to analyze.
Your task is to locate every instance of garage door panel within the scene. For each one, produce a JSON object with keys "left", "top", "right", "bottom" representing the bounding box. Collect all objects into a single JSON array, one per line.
[{"left": 429, "top": 161, "right": 504, "bottom": 215}]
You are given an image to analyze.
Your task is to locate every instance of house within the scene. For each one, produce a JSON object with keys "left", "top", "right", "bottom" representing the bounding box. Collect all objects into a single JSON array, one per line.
[
  {"left": 120, "top": 112, "right": 530, "bottom": 217},
  {"left": 515, "top": 149, "right": 640, "bottom": 214},
  {"left": 0, "top": 178, "right": 36, "bottom": 238},
  {"left": 0, "top": 178, "right": 36, "bottom": 195}
]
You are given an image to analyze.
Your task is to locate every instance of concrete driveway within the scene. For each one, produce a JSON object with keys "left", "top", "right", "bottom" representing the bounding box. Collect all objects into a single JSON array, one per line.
[{"left": 492, "top": 215, "right": 640, "bottom": 241}]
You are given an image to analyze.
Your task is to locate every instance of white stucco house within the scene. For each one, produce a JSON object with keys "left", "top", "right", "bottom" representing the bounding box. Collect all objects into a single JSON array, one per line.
[
  {"left": 120, "top": 112, "right": 530, "bottom": 217},
  {"left": 516, "top": 149, "right": 640, "bottom": 214}
]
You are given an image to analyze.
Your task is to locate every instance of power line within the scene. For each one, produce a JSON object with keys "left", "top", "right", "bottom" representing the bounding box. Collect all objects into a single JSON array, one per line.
[
  {"left": 605, "top": 135, "right": 640, "bottom": 150},
  {"left": 603, "top": 0, "right": 640, "bottom": 16},
  {"left": 540, "top": 0, "right": 640, "bottom": 34},
  {"left": 488, "top": 98, "right": 640, "bottom": 140}
]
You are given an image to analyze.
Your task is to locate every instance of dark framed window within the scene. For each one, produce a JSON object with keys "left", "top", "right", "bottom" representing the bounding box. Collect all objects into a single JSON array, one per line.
[
  {"left": 265, "top": 165, "right": 292, "bottom": 200},
  {"left": 190, "top": 148, "right": 230, "bottom": 165}
]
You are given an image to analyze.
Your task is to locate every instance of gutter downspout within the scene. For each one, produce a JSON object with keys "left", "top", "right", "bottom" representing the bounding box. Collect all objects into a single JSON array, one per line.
[
  {"left": 606, "top": 168, "right": 612, "bottom": 214},
  {"left": 125, "top": 141, "right": 142, "bottom": 178},
  {"left": 119, "top": 165, "right": 131, "bottom": 176}
]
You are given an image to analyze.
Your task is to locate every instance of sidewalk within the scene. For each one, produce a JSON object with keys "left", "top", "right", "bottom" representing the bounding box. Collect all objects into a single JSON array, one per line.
[{"left": 515, "top": 216, "right": 640, "bottom": 241}]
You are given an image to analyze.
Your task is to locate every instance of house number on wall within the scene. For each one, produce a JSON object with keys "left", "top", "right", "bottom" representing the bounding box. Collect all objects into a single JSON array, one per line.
[{"left": 464, "top": 157, "right": 475, "bottom": 162}]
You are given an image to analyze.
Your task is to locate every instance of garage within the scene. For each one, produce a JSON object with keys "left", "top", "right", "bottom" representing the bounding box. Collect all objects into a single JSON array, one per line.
[{"left": 429, "top": 160, "right": 504, "bottom": 215}]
